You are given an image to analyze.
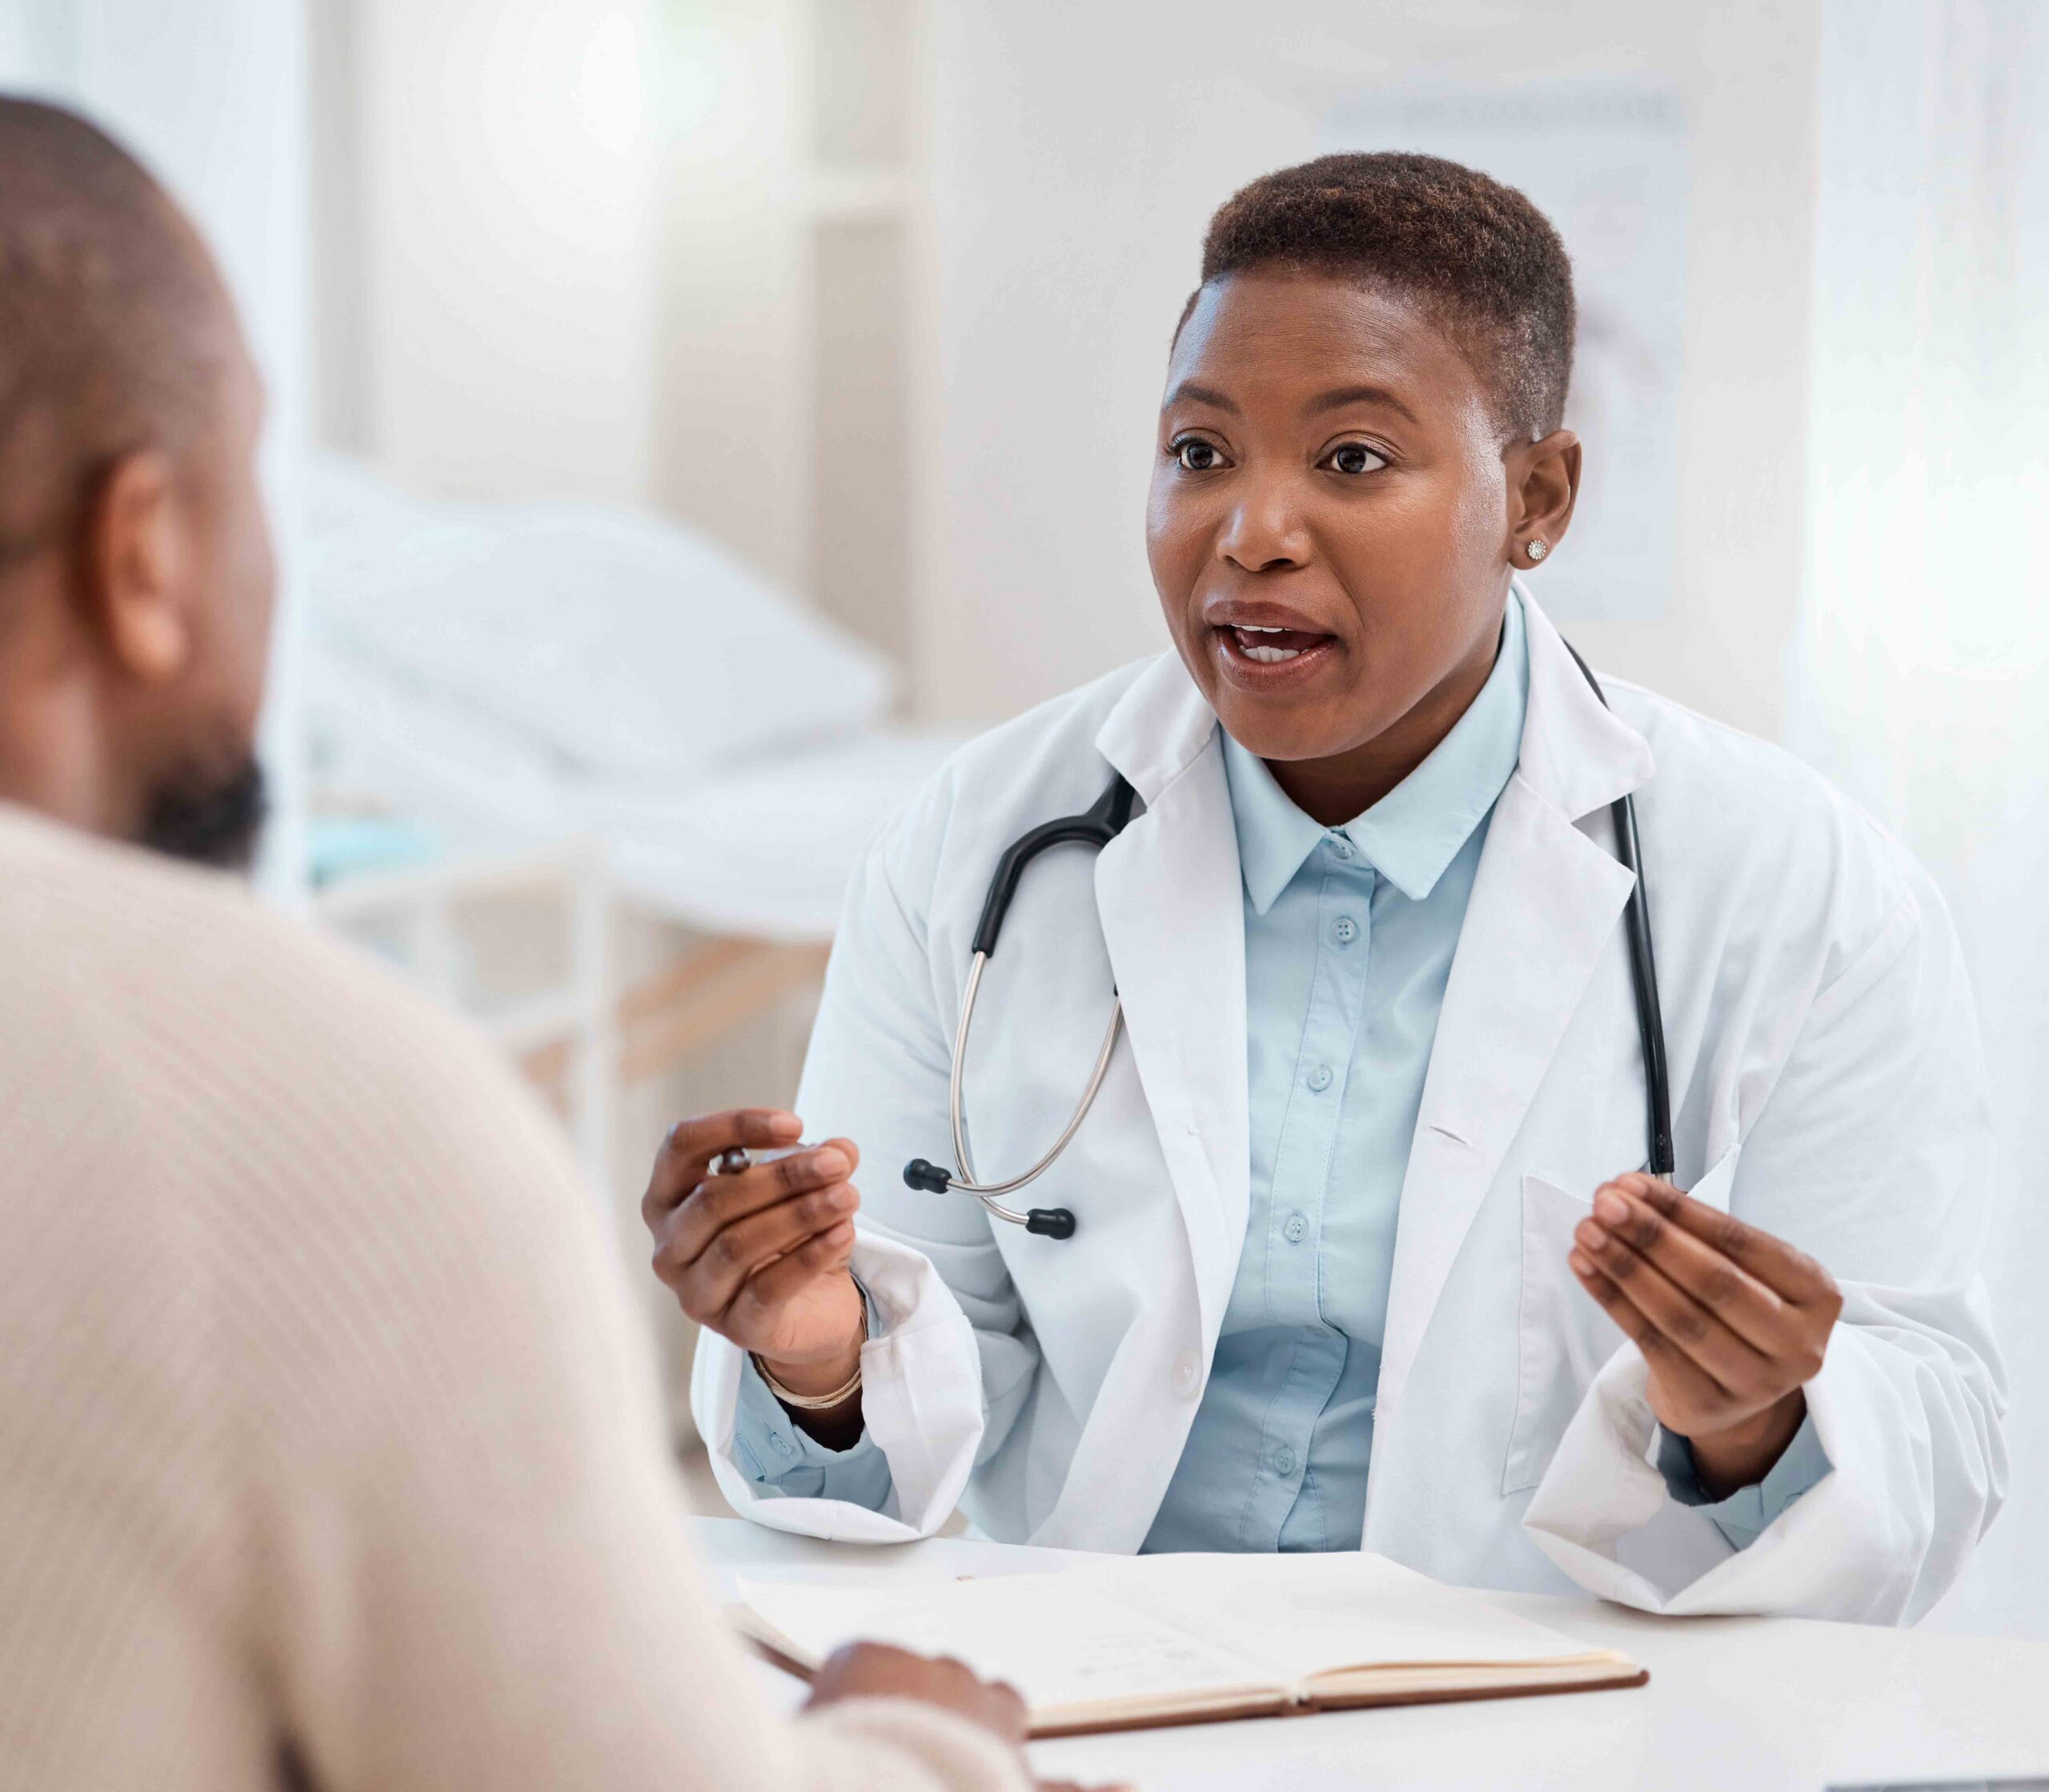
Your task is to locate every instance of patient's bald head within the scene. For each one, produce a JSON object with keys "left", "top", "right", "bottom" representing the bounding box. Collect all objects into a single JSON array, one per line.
[
  {"left": 0, "top": 98, "right": 273, "bottom": 865},
  {"left": 0, "top": 99, "right": 235, "bottom": 563}
]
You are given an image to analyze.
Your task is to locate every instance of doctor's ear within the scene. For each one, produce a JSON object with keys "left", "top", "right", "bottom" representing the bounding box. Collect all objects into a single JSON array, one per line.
[
  {"left": 1505, "top": 429, "right": 1580, "bottom": 572},
  {"left": 83, "top": 448, "right": 199, "bottom": 686}
]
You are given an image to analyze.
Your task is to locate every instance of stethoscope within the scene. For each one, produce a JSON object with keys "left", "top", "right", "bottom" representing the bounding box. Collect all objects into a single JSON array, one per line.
[{"left": 903, "top": 643, "right": 1674, "bottom": 1240}]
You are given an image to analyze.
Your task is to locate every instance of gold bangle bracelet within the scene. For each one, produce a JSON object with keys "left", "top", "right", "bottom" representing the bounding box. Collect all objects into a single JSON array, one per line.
[{"left": 752, "top": 1309, "right": 868, "bottom": 1410}]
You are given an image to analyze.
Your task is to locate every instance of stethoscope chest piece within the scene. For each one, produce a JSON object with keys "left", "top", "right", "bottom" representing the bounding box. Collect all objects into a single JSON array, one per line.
[{"left": 904, "top": 1153, "right": 1078, "bottom": 1237}]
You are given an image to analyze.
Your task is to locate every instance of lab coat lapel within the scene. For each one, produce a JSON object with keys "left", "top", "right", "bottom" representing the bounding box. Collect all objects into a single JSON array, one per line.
[
  {"left": 1093, "top": 659, "right": 1250, "bottom": 1343},
  {"left": 1376, "top": 596, "right": 1657, "bottom": 1420}
]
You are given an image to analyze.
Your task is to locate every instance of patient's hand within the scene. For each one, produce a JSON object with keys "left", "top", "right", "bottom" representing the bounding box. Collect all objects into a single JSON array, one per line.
[
  {"left": 642, "top": 1108, "right": 866, "bottom": 1398},
  {"left": 812, "top": 1648, "right": 1129, "bottom": 1792},
  {"left": 807, "top": 1642, "right": 1026, "bottom": 1742}
]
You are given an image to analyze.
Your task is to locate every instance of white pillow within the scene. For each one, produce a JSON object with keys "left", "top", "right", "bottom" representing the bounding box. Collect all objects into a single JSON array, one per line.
[
  {"left": 303, "top": 459, "right": 896, "bottom": 778},
  {"left": 304, "top": 628, "right": 578, "bottom": 844}
]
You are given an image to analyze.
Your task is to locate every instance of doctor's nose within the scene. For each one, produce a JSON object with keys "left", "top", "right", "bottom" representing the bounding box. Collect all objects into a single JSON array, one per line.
[{"left": 1217, "top": 480, "right": 1312, "bottom": 574}]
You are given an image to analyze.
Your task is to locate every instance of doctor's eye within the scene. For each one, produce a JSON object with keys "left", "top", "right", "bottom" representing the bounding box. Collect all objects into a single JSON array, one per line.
[
  {"left": 1321, "top": 441, "right": 1389, "bottom": 476},
  {"left": 1171, "top": 437, "right": 1229, "bottom": 474}
]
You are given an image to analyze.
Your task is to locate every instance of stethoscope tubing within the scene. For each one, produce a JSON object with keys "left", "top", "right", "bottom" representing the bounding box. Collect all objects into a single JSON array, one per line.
[
  {"left": 1560, "top": 639, "right": 1674, "bottom": 1180},
  {"left": 907, "top": 629, "right": 1674, "bottom": 1235},
  {"left": 947, "top": 950, "right": 1125, "bottom": 1217}
]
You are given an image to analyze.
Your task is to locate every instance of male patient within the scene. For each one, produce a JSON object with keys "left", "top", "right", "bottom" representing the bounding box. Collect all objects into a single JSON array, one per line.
[{"left": 0, "top": 98, "right": 1032, "bottom": 1792}]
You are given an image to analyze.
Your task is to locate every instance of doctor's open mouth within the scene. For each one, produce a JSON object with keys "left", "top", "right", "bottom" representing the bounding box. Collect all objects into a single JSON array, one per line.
[{"left": 1213, "top": 622, "right": 1341, "bottom": 688}]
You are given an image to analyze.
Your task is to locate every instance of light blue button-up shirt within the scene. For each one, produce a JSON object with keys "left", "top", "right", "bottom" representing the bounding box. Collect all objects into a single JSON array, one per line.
[
  {"left": 1141, "top": 594, "right": 1533, "bottom": 1551},
  {"left": 732, "top": 594, "right": 1829, "bottom": 1549}
]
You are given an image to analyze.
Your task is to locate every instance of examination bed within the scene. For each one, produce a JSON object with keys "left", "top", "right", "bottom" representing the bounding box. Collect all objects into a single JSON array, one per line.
[{"left": 301, "top": 457, "right": 965, "bottom": 1189}]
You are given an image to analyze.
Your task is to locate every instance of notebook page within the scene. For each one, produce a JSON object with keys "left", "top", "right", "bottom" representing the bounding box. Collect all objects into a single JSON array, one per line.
[
  {"left": 736, "top": 1572, "right": 1280, "bottom": 1714},
  {"left": 1069, "top": 1553, "right": 1619, "bottom": 1686}
]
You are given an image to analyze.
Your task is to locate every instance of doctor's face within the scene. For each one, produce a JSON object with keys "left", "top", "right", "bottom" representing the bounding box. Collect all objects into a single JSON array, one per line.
[{"left": 1147, "top": 271, "right": 1554, "bottom": 809}]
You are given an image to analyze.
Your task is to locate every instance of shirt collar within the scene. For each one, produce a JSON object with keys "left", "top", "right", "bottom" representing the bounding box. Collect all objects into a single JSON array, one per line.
[{"left": 1221, "top": 591, "right": 1531, "bottom": 913}]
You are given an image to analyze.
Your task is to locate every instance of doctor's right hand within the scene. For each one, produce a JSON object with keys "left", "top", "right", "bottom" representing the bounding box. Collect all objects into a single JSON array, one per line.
[{"left": 642, "top": 1108, "right": 867, "bottom": 1395}]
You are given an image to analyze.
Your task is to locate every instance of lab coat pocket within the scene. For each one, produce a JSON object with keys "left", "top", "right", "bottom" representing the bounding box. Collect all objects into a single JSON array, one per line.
[
  {"left": 1682, "top": 1143, "right": 1742, "bottom": 1216},
  {"left": 1502, "top": 1173, "right": 1628, "bottom": 1495},
  {"left": 1502, "top": 1146, "right": 1742, "bottom": 1495}
]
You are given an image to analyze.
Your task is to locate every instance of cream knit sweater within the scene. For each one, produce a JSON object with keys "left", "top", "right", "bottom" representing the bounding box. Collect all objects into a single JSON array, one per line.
[{"left": 0, "top": 806, "right": 1028, "bottom": 1792}]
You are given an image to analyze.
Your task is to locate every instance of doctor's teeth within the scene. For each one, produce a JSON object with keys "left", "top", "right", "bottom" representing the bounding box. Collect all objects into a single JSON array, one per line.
[
  {"left": 1231, "top": 626, "right": 1303, "bottom": 662},
  {"left": 1227, "top": 623, "right": 1311, "bottom": 663}
]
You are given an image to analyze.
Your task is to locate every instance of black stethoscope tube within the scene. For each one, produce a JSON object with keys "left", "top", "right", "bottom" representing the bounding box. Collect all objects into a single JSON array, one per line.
[
  {"left": 1561, "top": 640, "right": 1675, "bottom": 1180},
  {"left": 969, "top": 774, "right": 1138, "bottom": 959},
  {"left": 906, "top": 638, "right": 1676, "bottom": 1233}
]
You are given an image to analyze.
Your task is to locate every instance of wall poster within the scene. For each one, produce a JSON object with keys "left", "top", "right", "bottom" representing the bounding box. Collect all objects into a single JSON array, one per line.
[{"left": 1322, "top": 81, "right": 1687, "bottom": 623}]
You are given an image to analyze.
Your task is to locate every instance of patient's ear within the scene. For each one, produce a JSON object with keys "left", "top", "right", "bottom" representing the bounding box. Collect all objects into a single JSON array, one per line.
[{"left": 84, "top": 449, "right": 197, "bottom": 685}]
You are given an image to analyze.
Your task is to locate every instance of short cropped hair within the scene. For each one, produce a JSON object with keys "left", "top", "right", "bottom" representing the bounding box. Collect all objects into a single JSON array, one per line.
[
  {"left": 1189, "top": 153, "right": 1576, "bottom": 443},
  {"left": 0, "top": 98, "right": 235, "bottom": 575}
]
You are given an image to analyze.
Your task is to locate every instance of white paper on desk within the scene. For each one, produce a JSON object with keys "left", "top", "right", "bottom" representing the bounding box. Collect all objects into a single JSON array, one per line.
[
  {"left": 739, "top": 1552, "right": 1613, "bottom": 1713},
  {"left": 1080, "top": 1553, "right": 1616, "bottom": 1682},
  {"left": 736, "top": 1574, "right": 1278, "bottom": 1712}
]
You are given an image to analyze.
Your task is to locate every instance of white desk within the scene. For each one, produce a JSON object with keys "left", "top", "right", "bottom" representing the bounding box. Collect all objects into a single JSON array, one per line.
[{"left": 692, "top": 1517, "right": 2049, "bottom": 1792}]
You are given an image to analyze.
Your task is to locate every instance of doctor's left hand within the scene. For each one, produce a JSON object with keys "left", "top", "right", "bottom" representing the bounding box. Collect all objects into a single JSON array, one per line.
[{"left": 1568, "top": 1171, "right": 1843, "bottom": 1498}]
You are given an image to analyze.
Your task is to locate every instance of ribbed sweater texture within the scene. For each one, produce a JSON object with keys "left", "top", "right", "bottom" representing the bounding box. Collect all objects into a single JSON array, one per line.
[{"left": 0, "top": 805, "right": 1025, "bottom": 1792}]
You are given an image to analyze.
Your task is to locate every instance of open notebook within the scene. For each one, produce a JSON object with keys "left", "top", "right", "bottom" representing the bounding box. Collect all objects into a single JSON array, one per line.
[{"left": 734, "top": 1551, "right": 1646, "bottom": 1738}]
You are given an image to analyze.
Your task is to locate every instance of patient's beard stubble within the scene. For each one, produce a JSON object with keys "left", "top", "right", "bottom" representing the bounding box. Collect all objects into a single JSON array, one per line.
[{"left": 138, "top": 755, "right": 267, "bottom": 870}]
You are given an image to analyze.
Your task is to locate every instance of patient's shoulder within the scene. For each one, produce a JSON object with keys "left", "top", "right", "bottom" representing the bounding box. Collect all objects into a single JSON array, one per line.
[{"left": 0, "top": 807, "right": 578, "bottom": 1229}]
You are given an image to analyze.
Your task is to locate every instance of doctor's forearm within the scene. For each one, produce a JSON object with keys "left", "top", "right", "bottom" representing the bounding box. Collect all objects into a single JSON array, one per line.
[{"left": 1686, "top": 1390, "right": 1808, "bottom": 1500}]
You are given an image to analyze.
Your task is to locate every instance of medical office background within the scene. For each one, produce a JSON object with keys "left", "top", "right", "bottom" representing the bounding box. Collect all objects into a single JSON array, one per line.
[{"left": 2, "top": 0, "right": 2043, "bottom": 1637}]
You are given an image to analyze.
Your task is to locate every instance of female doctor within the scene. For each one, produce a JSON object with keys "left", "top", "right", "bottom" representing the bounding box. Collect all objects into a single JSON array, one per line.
[{"left": 644, "top": 154, "right": 2005, "bottom": 1623}]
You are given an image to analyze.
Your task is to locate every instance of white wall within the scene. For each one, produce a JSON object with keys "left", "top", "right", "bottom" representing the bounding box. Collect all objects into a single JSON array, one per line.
[
  {"left": 345, "top": 0, "right": 659, "bottom": 507},
  {"left": 0, "top": 0, "right": 63, "bottom": 74},
  {"left": 1790, "top": 0, "right": 2049, "bottom": 1641},
  {"left": 647, "top": 0, "right": 811, "bottom": 593},
  {"left": 920, "top": 0, "right": 1819, "bottom": 742}
]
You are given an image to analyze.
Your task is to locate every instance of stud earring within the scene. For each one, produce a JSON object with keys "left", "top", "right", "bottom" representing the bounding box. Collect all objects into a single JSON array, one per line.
[{"left": 1526, "top": 539, "right": 1548, "bottom": 562}]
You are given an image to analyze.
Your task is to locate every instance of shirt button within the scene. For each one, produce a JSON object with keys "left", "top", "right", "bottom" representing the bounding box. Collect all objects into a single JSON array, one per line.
[
  {"left": 1283, "top": 1213, "right": 1308, "bottom": 1244},
  {"left": 1273, "top": 1445, "right": 1297, "bottom": 1477},
  {"left": 1172, "top": 1352, "right": 1201, "bottom": 1398},
  {"left": 771, "top": 1433, "right": 794, "bottom": 1457},
  {"left": 1307, "top": 1064, "right": 1333, "bottom": 1093},
  {"left": 1330, "top": 836, "right": 1354, "bottom": 860},
  {"left": 1332, "top": 915, "right": 1358, "bottom": 945}
]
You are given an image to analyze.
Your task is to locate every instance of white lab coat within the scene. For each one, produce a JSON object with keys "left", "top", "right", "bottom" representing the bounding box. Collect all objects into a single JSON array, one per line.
[{"left": 694, "top": 591, "right": 2006, "bottom": 1623}]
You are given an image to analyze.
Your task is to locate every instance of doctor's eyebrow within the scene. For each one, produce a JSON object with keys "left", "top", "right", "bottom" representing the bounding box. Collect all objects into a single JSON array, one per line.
[
  {"left": 1163, "top": 380, "right": 1240, "bottom": 415},
  {"left": 1305, "top": 384, "right": 1420, "bottom": 425}
]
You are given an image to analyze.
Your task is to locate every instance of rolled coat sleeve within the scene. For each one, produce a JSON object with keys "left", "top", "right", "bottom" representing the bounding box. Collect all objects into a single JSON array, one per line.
[
  {"left": 695, "top": 777, "right": 1040, "bottom": 1541},
  {"left": 1526, "top": 856, "right": 2007, "bottom": 1622}
]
